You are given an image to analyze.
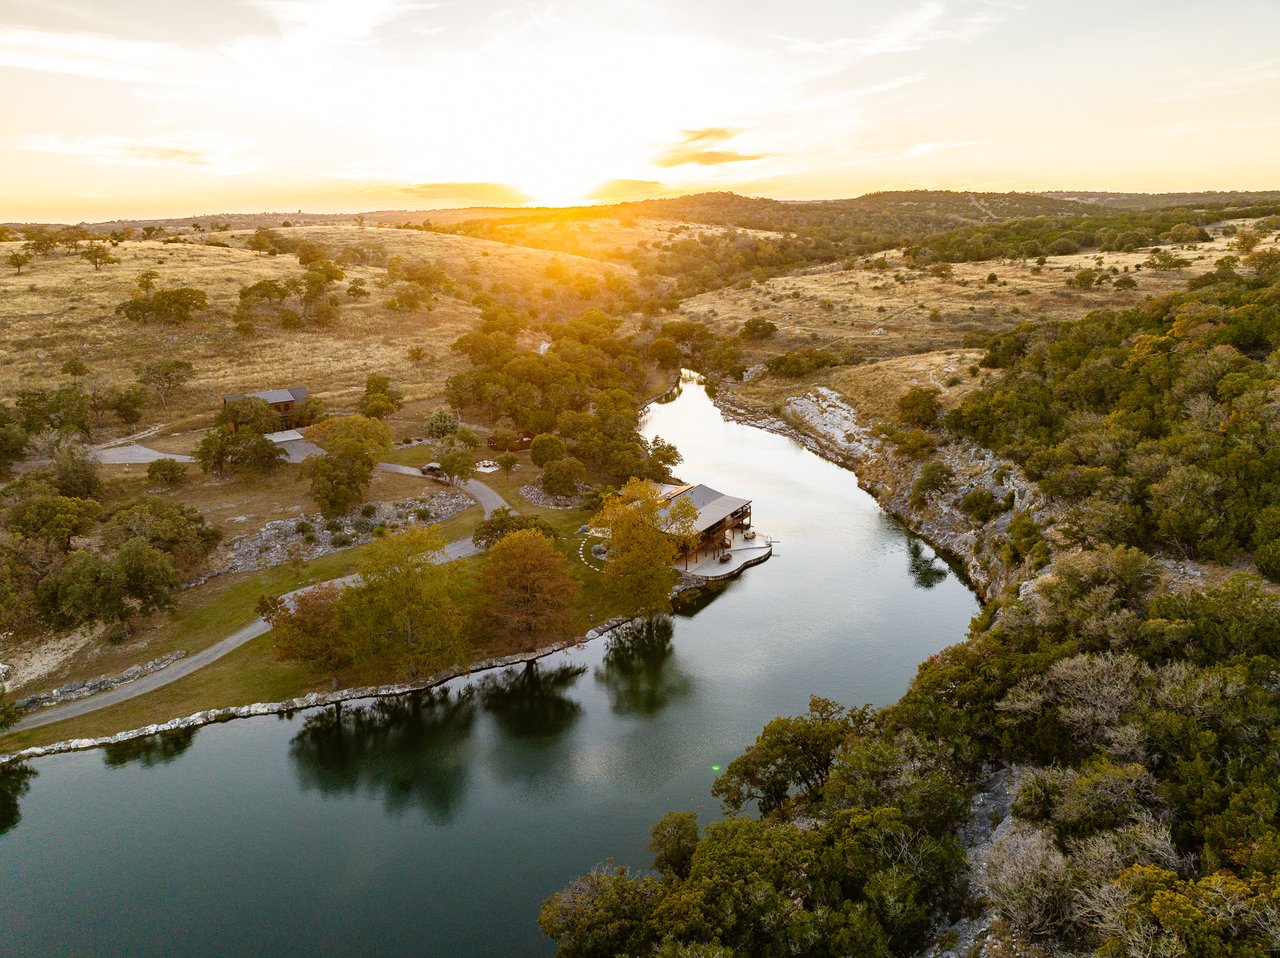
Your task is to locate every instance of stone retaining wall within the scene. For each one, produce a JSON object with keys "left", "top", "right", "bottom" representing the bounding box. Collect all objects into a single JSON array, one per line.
[{"left": 15, "top": 652, "right": 187, "bottom": 712}]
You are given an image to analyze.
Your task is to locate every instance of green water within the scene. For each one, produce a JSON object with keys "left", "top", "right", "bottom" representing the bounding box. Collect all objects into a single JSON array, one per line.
[{"left": 0, "top": 375, "right": 977, "bottom": 956}]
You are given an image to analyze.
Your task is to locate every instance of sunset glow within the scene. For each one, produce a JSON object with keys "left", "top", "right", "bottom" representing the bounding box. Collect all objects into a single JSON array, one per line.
[{"left": 2, "top": 0, "right": 1278, "bottom": 219}]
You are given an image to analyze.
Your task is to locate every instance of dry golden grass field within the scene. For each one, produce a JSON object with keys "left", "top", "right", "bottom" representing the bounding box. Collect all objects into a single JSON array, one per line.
[
  {"left": 682, "top": 228, "right": 1255, "bottom": 420},
  {"left": 0, "top": 224, "right": 630, "bottom": 435}
]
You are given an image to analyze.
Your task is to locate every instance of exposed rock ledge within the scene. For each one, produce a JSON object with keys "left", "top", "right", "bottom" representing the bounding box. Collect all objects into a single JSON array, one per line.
[
  {"left": 15, "top": 651, "right": 186, "bottom": 712},
  {"left": 711, "top": 385, "right": 1047, "bottom": 600},
  {"left": 0, "top": 615, "right": 643, "bottom": 767}
]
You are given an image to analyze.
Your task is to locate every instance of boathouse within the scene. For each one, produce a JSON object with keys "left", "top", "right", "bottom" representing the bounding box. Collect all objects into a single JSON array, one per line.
[{"left": 658, "top": 482, "right": 753, "bottom": 566}]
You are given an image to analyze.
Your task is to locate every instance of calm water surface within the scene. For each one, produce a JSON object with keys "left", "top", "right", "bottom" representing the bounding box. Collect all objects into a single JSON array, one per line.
[{"left": 0, "top": 375, "right": 977, "bottom": 957}]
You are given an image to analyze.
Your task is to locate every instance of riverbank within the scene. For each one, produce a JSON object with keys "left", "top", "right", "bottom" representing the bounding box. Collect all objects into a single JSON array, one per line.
[
  {"left": 707, "top": 379, "right": 1046, "bottom": 601},
  {"left": 0, "top": 612, "right": 647, "bottom": 766}
]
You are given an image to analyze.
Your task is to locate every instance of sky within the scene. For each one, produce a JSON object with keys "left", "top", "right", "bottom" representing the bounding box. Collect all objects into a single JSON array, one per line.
[{"left": 1, "top": 0, "right": 1278, "bottom": 221}]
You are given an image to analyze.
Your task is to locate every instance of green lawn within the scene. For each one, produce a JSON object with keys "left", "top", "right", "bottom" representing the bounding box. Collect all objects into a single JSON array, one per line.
[{"left": 0, "top": 496, "right": 637, "bottom": 754}]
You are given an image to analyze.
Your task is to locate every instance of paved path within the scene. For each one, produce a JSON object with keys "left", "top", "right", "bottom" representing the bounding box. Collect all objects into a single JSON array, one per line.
[
  {"left": 93, "top": 444, "right": 194, "bottom": 465},
  {"left": 10, "top": 485, "right": 501, "bottom": 734},
  {"left": 376, "top": 464, "right": 507, "bottom": 518}
]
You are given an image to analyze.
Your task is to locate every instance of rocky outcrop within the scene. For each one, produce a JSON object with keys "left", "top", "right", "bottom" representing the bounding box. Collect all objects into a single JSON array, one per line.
[
  {"left": 924, "top": 766, "right": 1022, "bottom": 958},
  {"left": 15, "top": 652, "right": 187, "bottom": 712},
  {"left": 713, "top": 386, "right": 1047, "bottom": 600}
]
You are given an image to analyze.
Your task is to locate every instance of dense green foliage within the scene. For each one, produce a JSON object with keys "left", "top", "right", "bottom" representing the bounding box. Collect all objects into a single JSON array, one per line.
[
  {"left": 949, "top": 249, "right": 1280, "bottom": 565},
  {"left": 544, "top": 231, "right": 1280, "bottom": 958},
  {"left": 904, "top": 205, "right": 1280, "bottom": 265},
  {"left": 445, "top": 307, "right": 681, "bottom": 487},
  {"left": 545, "top": 550, "right": 1280, "bottom": 956}
]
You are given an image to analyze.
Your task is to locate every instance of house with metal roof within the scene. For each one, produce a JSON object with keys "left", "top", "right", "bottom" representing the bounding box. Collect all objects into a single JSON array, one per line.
[
  {"left": 657, "top": 482, "right": 754, "bottom": 568},
  {"left": 223, "top": 387, "right": 309, "bottom": 429}
]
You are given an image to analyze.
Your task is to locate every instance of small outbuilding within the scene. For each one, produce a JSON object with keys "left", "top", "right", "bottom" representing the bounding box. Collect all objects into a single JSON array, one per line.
[{"left": 223, "top": 386, "right": 310, "bottom": 429}]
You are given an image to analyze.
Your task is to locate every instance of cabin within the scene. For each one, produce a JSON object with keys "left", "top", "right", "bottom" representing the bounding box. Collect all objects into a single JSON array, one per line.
[
  {"left": 223, "top": 387, "right": 309, "bottom": 429},
  {"left": 658, "top": 482, "right": 752, "bottom": 567}
]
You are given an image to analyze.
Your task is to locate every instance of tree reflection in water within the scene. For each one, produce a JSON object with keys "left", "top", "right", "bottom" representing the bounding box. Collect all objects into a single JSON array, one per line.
[
  {"left": 477, "top": 662, "right": 586, "bottom": 740},
  {"left": 102, "top": 728, "right": 198, "bottom": 768},
  {"left": 478, "top": 661, "right": 587, "bottom": 791},
  {"left": 0, "top": 762, "right": 35, "bottom": 837},
  {"left": 907, "top": 540, "right": 949, "bottom": 590},
  {"left": 594, "top": 617, "right": 692, "bottom": 716},
  {"left": 289, "top": 688, "right": 477, "bottom": 824}
]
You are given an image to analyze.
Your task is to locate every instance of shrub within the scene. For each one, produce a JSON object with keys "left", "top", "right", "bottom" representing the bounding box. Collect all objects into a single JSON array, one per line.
[
  {"left": 330, "top": 532, "right": 353, "bottom": 547},
  {"left": 910, "top": 459, "right": 953, "bottom": 508},
  {"left": 957, "top": 488, "right": 1005, "bottom": 523},
  {"left": 897, "top": 387, "right": 941, "bottom": 427},
  {"left": 146, "top": 458, "right": 186, "bottom": 486},
  {"left": 541, "top": 457, "right": 586, "bottom": 497},
  {"left": 740, "top": 316, "right": 777, "bottom": 340},
  {"left": 1255, "top": 539, "right": 1280, "bottom": 582},
  {"left": 764, "top": 349, "right": 840, "bottom": 378}
]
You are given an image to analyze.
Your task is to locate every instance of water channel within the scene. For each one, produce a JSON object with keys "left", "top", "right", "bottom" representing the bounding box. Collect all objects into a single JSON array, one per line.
[{"left": 0, "top": 374, "right": 978, "bottom": 956}]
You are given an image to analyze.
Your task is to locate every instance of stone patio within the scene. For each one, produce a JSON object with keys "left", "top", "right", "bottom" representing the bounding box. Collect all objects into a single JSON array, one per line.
[{"left": 678, "top": 526, "right": 773, "bottom": 580}]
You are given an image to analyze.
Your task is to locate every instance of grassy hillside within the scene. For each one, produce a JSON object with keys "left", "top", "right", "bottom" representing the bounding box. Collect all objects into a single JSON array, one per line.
[{"left": 0, "top": 223, "right": 631, "bottom": 434}]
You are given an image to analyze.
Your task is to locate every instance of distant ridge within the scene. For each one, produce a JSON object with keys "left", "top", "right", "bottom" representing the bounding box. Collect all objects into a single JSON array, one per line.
[{"left": 7, "top": 187, "right": 1279, "bottom": 232}]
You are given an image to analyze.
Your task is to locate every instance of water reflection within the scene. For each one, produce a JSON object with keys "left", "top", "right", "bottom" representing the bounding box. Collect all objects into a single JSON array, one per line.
[
  {"left": 289, "top": 689, "right": 477, "bottom": 824},
  {"left": 594, "top": 618, "right": 692, "bottom": 717},
  {"left": 102, "top": 729, "right": 198, "bottom": 769},
  {"left": 671, "top": 580, "right": 732, "bottom": 618},
  {"left": 477, "top": 662, "right": 586, "bottom": 740},
  {"left": 907, "top": 540, "right": 949, "bottom": 590},
  {"left": 479, "top": 662, "right": 588, "bottom": 791},
  {"left": 0, "top": 762, "right": 35, "bottom": 836}
]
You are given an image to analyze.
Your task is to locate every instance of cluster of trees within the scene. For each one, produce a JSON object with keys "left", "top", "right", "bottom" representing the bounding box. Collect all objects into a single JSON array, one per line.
[
  {"left": 300, "top": 415, "right": 392, "bottom": 518},
  {"left": 590, "top": 479, "right": 699, "bottom": 616},
  {"left": 233, "top": 259, "right": 346, "bottom": 333},
  {"left": 0, "top": 449, "right": 218, "bottom": 638},
  {"left": 264, "top": 524, "right": 581, "bottom": 683},
  {"left": 194, "top": 397, "right": 290, "bottom": 479},
  {"left": 116, "top": 271, "right": 208, "bottom": 325},
  {"left": 904, "top": 206, "right": 1279, "bottom": 265},
  {"left": 948, "top": 247, "right": 1280, "bottom": 567},
  {"left": 444, "top": 307, "right": 682, "bottom": 492},
  {"left": 0, "top": 359, "right": 198, "bottom": 474}
]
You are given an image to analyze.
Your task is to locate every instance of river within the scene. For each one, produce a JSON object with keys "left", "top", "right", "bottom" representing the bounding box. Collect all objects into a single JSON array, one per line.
[{"left": 0, "top": 374, "right": 977, "bottom": 957}]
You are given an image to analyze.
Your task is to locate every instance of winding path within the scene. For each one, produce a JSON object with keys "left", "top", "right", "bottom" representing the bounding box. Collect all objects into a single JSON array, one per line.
[{"left": 10, "top": 478, "right": 504, "bottom": 734}]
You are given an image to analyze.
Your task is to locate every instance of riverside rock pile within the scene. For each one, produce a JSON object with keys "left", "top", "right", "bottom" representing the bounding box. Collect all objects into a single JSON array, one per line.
[{"left": 209, "top": 490, "right": 473, "bottom": 577}]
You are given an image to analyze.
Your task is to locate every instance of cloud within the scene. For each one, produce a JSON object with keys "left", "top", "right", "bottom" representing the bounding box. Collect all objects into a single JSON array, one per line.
[
  {"left": 243, "top": 0, "right": 439, "bottom": 43},
  {"left": 778, "top": 0, "right": 1011, "bottom": 57},
  {"left": 0, "top": 25, "right": 196, "bottom": 83},
  {"left": 396, "top": 182, "right": 532, "bottom": 205},
  {"left": 587, "top": 179, "right": 678, "bottom": 202},
  {"left": 654, "top": 128, "right": 769, "bottom": 168},
  {"left": 904, "top": 139, "right": 988, "bottom": 157},
  {"left": 13, "top": 133, "right": 256, "bottom": 174},
  {"left": 1156, "top": 59, "right": 1279, "bottom": 103}
]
